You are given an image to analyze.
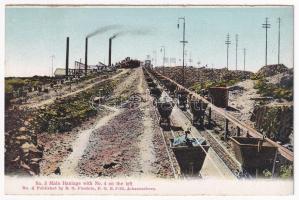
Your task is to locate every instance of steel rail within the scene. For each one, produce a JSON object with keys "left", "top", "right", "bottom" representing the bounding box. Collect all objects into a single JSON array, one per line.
[{"left": 151, "top": 95, "right": 178, "bottom": 179}]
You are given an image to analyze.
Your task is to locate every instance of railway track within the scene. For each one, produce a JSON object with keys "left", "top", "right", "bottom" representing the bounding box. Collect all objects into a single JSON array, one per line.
[
  {"left": 144, "top": 68, "right": 252, "bottom": 179},
  {"left": 181, "top": 110, "right": 245, "bottom": 177},
  {"left": 151, "top": 101, "right": 180, "bottom": 179},
  {"left": 151, "top": 94, "right": 206, "bottom": 179},
  {"left": 150, "top": 93, "right": 236, "bottom": 179},
  {"left": 146, "top": 67, "right": 293, "bottom": 162},
  {"left": 178, "top": 100, "right": 254, "bottom": 178}
]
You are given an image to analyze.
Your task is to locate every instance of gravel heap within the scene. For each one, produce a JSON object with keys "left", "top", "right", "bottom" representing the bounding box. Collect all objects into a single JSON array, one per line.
[
  {"left": 256, "top": 64, "right": 289, "bottom": 77},
  {"left": 155, "top": 66, "right": 253, "bottom": 88},
  {"left": 5, "top": 108, "right": 43, "bottom": 175}
]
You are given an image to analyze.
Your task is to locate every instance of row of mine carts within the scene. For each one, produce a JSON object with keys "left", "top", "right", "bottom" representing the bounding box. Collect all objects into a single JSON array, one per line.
[
  {"left": 145, "top": 69, "right": 208, "bottom": 129},
  {"left": 144, "top": 70, "right": 172, "bottom": 128},
  {"left": 144, "top": 68, "right": 209, "bottom": 176},
  {"left": 144, "top": 68, "right": 280, "bottom": 178}
]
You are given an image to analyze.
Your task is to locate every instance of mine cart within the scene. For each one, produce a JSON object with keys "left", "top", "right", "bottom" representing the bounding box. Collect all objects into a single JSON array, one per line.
[
  {"left": 157, "top": 98, "right": 174, "bottom": 128},
  {"left": 189, "top": 100, "right": 207, "bottom": 129},
  {"left": 150, "top": 87, "right": 162, "bottom": 99},
  {"left": 170, "top": 135, "right": 210, "bottom": 176},
  {"left": 156, "top": 75, "right": 164, "bottom": 81},
  {"left": 144, "top": 60, "right": 152, "bottom": 68},
  {"left": 147, "top": 81, "right": 157, "bottom": 88},
  {"left": 176, "top": 90, "right": 188, "bottom": 111},
  {"left": 160, "top": 79, "right": 168, "bottom": 85},
  {"left": 208, "top": 87, "right": 228, "bottom": 108},
  {"left": 154, "top": 75, "right": 161, "bottom": 80},
  {"left": 230, "top": 136, "right": 278, "bottom": 170},
  {"left": 164, "top": 82, "right": 176, "bottom": 97},
  {"left": 145, "top": 77, "right": 153, "bottom": 83}
]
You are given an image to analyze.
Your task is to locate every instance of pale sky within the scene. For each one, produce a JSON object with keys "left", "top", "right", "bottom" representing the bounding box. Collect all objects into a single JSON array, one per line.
[{"left": 5, "top": 6, "right": 293, "bottom": 77}]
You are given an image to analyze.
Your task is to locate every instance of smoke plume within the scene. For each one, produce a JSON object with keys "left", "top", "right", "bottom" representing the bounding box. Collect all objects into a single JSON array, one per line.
[
  {"left": 87, "top": 25, "right": 122, "bottom": 38},
  {"left": 109, "top": 28, "right": 153, "bottom": 40}
]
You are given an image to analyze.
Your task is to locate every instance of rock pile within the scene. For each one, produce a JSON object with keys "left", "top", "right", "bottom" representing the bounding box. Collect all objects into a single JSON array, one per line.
[
  {"left": 155, "top": 66, "right": 253, "bottom": 88},
  {"left": 266, "top": 68, "right": 293, "bottom": 89},
  {"left": 256, "top": 64, "right": 289, "bottom": 77},
  {"left": 280, "top": 72, "right": 293, "bottom": 89},
  {"left": 5, "top": 108, "right": 43, "bottom": 175}
]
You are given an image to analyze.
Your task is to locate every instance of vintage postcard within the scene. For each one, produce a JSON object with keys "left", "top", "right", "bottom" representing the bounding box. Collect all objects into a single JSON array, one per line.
[{"left": 2, "top": 1, "right": 295, "bottom": 197}]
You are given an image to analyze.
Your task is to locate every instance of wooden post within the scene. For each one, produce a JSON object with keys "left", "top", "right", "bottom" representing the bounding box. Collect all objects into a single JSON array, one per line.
[
  {"left": 225, "top": 119, "right": 229, "bottom": 139},
  {"left": 237, "top": 126, "right": 241, "bottom": 136},
  {"left": 200, "top": 112, "right": 204, "bottom": 129},
  {"left": 199, "top": 104, "right": 204, "bottom": 129},
  {"left": 271, "top": 150, "right": 278, "bottom": 178},
  {"left": 207, "top": 107, "right": 212, "bottom": 129}
]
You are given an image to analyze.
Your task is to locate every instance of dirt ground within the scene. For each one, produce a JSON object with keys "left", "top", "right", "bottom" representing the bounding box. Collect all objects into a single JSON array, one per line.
[
  {"left": 40, "top": 67, "right": 175, "bottom": 178},
  {"left": 37, "top": 69, "right": 131, "bottom": 176},
  {"left": 228, "top": 79, "right": 260, "bottom": 125},
  {"left": 38, "top": 111, "right": 110, "bottom": 176}
]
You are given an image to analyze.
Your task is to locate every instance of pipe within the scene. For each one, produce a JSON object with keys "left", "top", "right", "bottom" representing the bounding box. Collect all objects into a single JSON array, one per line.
[
  {"left": 85, "top": 37, "right": 88, "bottom": 75},
  {"left": 108, "top": 38, "right": 112, "bottom": 66},
  {"left": 65, "top": 37, "right": 69, "bottom": 76}
]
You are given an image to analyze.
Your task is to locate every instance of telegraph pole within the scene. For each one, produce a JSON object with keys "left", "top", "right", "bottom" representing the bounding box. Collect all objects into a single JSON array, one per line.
[
  {"left": 50, "top": 55, "right": 55, "bottom": 77},
  {"left": 153, "top": 50, "right": 157, "bottom": 67},
  {"left": 160, "top": 46, "right": 166, "bottom": 75},
  {"left": 235, "top": 34, "right": 238, "bottom": 70},
  {"left": 197, "top": 61, "right": 200, "bottom": 82},
  {"left": 278, "top": 17, "right": 281, "bottom": 64},
  {"left": 189, "top": 52, "right": 192, "bottom": 67},
  {"left": 178, "top": 17, "right": 188, "bottom": 86},
  {"left": 225, "top": 34, "right": 231, "bottom": 70},
  {"left": 243, "top": 48, "right": 246, "bottom": 71},
  {"left": 262, "top": 17, "right": 271, "bottom": 66}
]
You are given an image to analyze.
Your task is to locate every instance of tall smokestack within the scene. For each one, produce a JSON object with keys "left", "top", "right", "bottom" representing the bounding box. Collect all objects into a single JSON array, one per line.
[
  {"left": 109, "top": 38, "right": 112, "bottom": 66},
  {"left": 66, "top": 37, "right": 69, "bottom": 76},
  {"left": 85, "top": 37, "right": 88, "bottom": 75}
]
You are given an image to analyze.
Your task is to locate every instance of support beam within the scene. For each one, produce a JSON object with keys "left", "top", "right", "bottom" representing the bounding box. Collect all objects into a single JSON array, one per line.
[
  {"left": 207, "top": 107, "right": 212, "bottom": 129},
  {"left": 225, "top": 119, "right": 229, "bottom": 139},
  {"left": 199, "top": 105, "right": 204, "bottom": 129},
  {"left": 237, "top": 126, "right": 241, "bottom": 136}
]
